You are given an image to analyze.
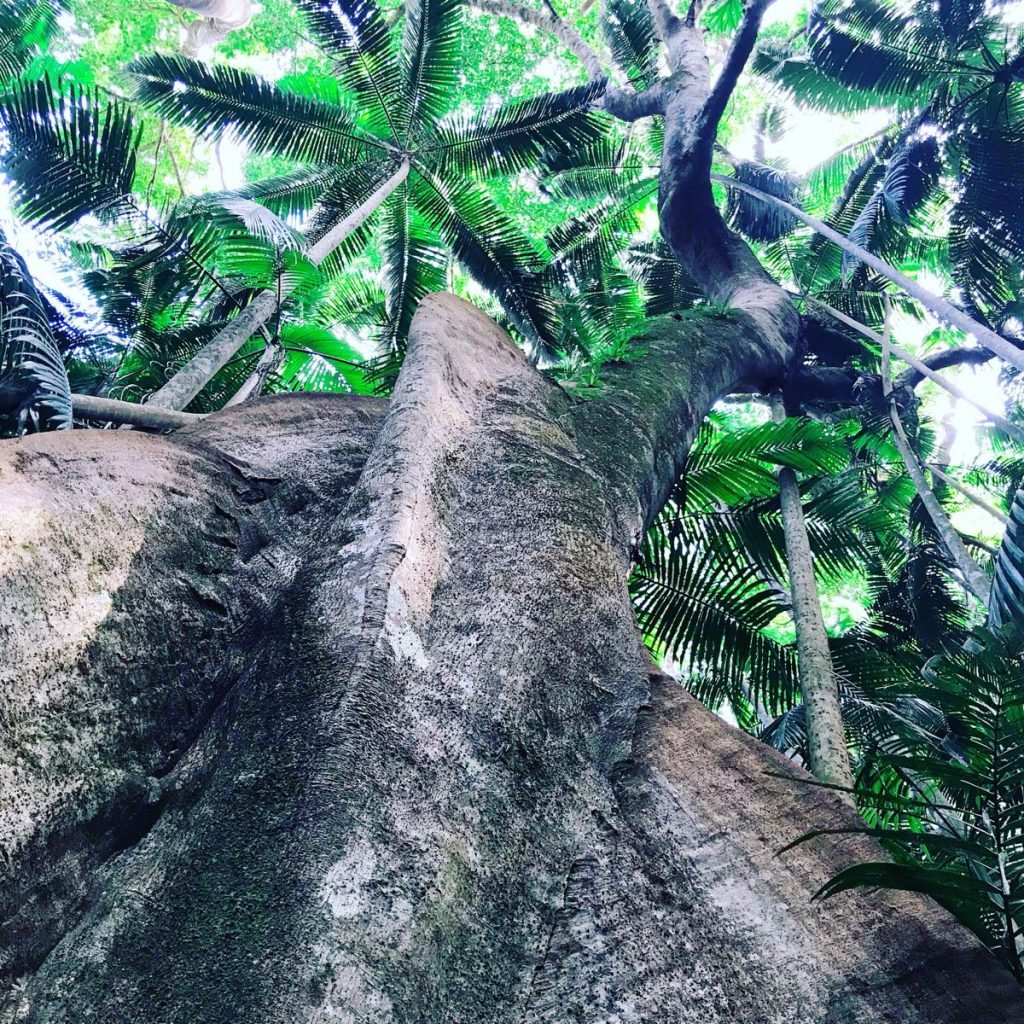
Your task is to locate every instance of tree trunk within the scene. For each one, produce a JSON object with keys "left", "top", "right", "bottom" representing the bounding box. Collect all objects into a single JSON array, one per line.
[
  {"left": 1, "top": 293, "right": 1019, "bottom": 1023},
  {"left": 146, "top": 161, "right": 410, "bottom": 413},
  {"left": 165, "top": 0, "right": 252, "bottom": 55}
]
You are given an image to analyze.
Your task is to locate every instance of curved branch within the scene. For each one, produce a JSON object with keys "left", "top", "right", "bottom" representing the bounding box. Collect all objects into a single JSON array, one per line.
[
  {"left": 897, "top": 345, "right": 994, "bottom": 388},
  {"left": 804, "top": 297, "right": 1024, "bottom": 444},
  {"left": 699, "top": 0, "right": 773, "bottom": 137}
]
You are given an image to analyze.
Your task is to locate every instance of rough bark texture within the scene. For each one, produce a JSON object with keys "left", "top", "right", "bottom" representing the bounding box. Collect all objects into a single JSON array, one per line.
[
  {"left": 1, "top": 294, "right": 1020, "bottom": 1022},
  {"left": 776, "top": 463, "right": 854, "bottom": 792}
]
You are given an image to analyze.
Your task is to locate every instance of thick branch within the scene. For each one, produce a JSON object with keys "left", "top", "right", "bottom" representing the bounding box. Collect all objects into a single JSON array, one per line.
[
  {"left": 601, "top": 84, "right": 665, "bottom": 119},
  {"left": 699, "top": 0, "right": 773, "bottom": 137},
  {"left": 897, "top": 345, "right": 994, "bottom": 388},
  {"left": 805, "top": 298, "right": 1024, "bottom": 444}
]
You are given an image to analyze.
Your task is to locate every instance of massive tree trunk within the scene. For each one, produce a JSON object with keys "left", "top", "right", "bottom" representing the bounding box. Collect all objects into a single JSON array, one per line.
[{"left": 1, "top": 293, "right": 1019, "bottom": 1022}]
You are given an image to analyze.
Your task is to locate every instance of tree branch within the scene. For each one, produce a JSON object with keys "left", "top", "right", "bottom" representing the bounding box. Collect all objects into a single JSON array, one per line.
[
  {"left": 601, "top": 84, "right": 665, "bottom": 119},
  {"left": 714, "top": 173, "right": 1024, "bottom": 377},
  {"left": 897, "top": 345, "right": 994, "bottom": 388},
  {"left": 803, "top": 297, "right": 1024, "bottom": 445},
  {"left": 699, "top": 0, "right": 773, "bottom": 137},
  {"left": 468, "top": 0, "right": 606, "bottom": 78},
  {"left": 880, "top": 313, "right": 991, "bottom": 608}
]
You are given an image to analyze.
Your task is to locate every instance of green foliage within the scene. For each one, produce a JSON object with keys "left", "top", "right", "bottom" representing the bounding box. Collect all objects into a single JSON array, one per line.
[
  {"left": 0, "top": 230, "right": 71, "bottom": 435},
  {"left": 800, "top": 626, "right": 1024, "bottom": 981}
]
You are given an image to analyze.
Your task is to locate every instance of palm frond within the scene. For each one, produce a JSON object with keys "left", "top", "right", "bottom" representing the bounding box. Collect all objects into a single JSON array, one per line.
[
  {"left": 603, "top": 0, "right": 658, "bottom": 89},
  {"left": 128, "top": 53, "right": 369, "bottom": 166},
  {"left": 0, "top": 77, "right": 141, "bottom": 230},
  {"left": 293, "top": 0, "right": 404, "bottom": 139},
  {"left": 412, "top": 167, "right": 555, "bottom": 352},
  {"left": 401, "top": 0, "right": 462, "bottom": 128},
  {"left": 0, "top": 230, "right": 72, "bottom": 434},
  {"left": 432, "top": 82, "right": 608, "bottom": 178}
]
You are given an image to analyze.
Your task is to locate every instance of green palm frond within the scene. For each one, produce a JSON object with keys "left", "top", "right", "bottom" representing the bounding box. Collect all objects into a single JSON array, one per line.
[
  {"left": 128, "top": 54, "right": 371, "bottom": 166},
  {"left": 293, "top": 0, "right": 404, "bottom": 139},
  {"left": 0, "top": 0, "right": 62, "bottom": 83},
  {"left": 412, "top": 167, "right": 555, "bottom": 352},
  {"left": 805, "top": 626, "right": 1024, "bottom": 980},
  {"left": 380, "top": 189, "right": 447, "bottom": 355},
  {"left": 842, "top": 132, "right": 941, "bottom": 280},
  {"left": 0, "top": 230, "right": 71, "bottom": 435},
  {"left": 632, "top": 510, "right": 799, "bottom": 715},
  {"left": 726, "top": 161, "right": 802, "bottom": 243},
  {"left": 603, "top": 0, "right": 658, "bottom": 89},
  {"left": 432, "top": 82, "right": 608, "bottom": 177},
  {"left": 401, "top": 0, "right": 462, "bottom": 128},
  {"left": 0, "top": 77, "right": 141, "bottom": 231}
]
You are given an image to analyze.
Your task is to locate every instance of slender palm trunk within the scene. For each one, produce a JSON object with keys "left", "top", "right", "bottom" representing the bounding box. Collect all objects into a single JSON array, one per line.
[
  {"left": 772, "top": 396, "right": 855, "bottom": 795},
  {"left": 878, "top": 311, "right": 992, "bottom": 607},
  {"left": 713, "top": 174, "right": 1024, "bottom": 376},
  {"left": 224, "top": 341, "right": 283, "bottom": 407},
  {"left": 146, "top": 161, "right": 410, "bottom": 413}
]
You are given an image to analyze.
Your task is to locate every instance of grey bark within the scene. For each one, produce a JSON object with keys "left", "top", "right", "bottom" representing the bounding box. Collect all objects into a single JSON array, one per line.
[
  {"left": 147, "top": 161, "right": 410, "bottom": 413},
  {"left": 771, "top": 399, "right": 855, "bottom": 794},
  {"left": 165, "top": 0, "right": 252, "bottom": 55},
  {"left": 1, "top": 294, "right": 1021, "bottom": 1023}
]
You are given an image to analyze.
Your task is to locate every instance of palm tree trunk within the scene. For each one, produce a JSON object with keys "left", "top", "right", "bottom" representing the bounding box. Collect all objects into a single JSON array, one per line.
[
  {"left": 223, "top": 342, "right": 283, "bottom": 407},
  {"left": 72, "top": 394, "right": 205, "bottom": 431},
  {"left": 772, "top": 395, "right": 855, "bottom": 795},
  {"left": 713, "top": 174, "right": 1024, "bottom": 377},
  {"left": 146, "top": 160, "right": 410, "bottom": 413}
]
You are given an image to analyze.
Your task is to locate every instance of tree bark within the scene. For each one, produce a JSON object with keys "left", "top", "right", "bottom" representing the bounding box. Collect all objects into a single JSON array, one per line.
[
  {"left": 165, "top": 0, "right": 253, "bottom": 55},
  {"left": 147, "top": 161, "right": 411, "bottom": 413},
  {"left": 1, "top": 294, "right": 1020, "bottom": 1023},
  {"left": 772, "top": 401, "right": 854, "bottom": 794}
]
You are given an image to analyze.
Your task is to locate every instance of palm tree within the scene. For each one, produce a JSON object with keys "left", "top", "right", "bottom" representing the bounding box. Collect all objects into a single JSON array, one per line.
[{"left": 128, "top": 0, "right": 608, "bottom": 409}]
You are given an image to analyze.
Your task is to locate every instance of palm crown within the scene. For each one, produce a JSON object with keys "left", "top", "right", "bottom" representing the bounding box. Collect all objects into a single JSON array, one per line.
[{"left": 129, "top": 0, "right": 608, "bottom": 367}]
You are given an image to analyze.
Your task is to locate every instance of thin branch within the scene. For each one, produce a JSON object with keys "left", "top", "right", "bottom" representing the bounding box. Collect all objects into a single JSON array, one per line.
[
  {"left": 713, "top": 173, "right": 1024, "bottom": 376},
  {"left": 468, "top": 0, "right": 606, "bottom": 78},
  {"left": 802, "top": 297, "right": 1024, "bottom": 445},
  {"left": 881, "top": 307, "right": 991, "bottom": 608}
]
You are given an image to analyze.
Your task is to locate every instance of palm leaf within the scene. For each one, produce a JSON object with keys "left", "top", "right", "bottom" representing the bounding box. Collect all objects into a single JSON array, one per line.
[
  {"left": 128, "top": 53, "right": 370, "bottom": 166},
  {"left": 0, "top": 77, "right": 141, "bottom": 231},
  {"left": 0, "top": 230, "right": 72, "bottom": 434}
]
